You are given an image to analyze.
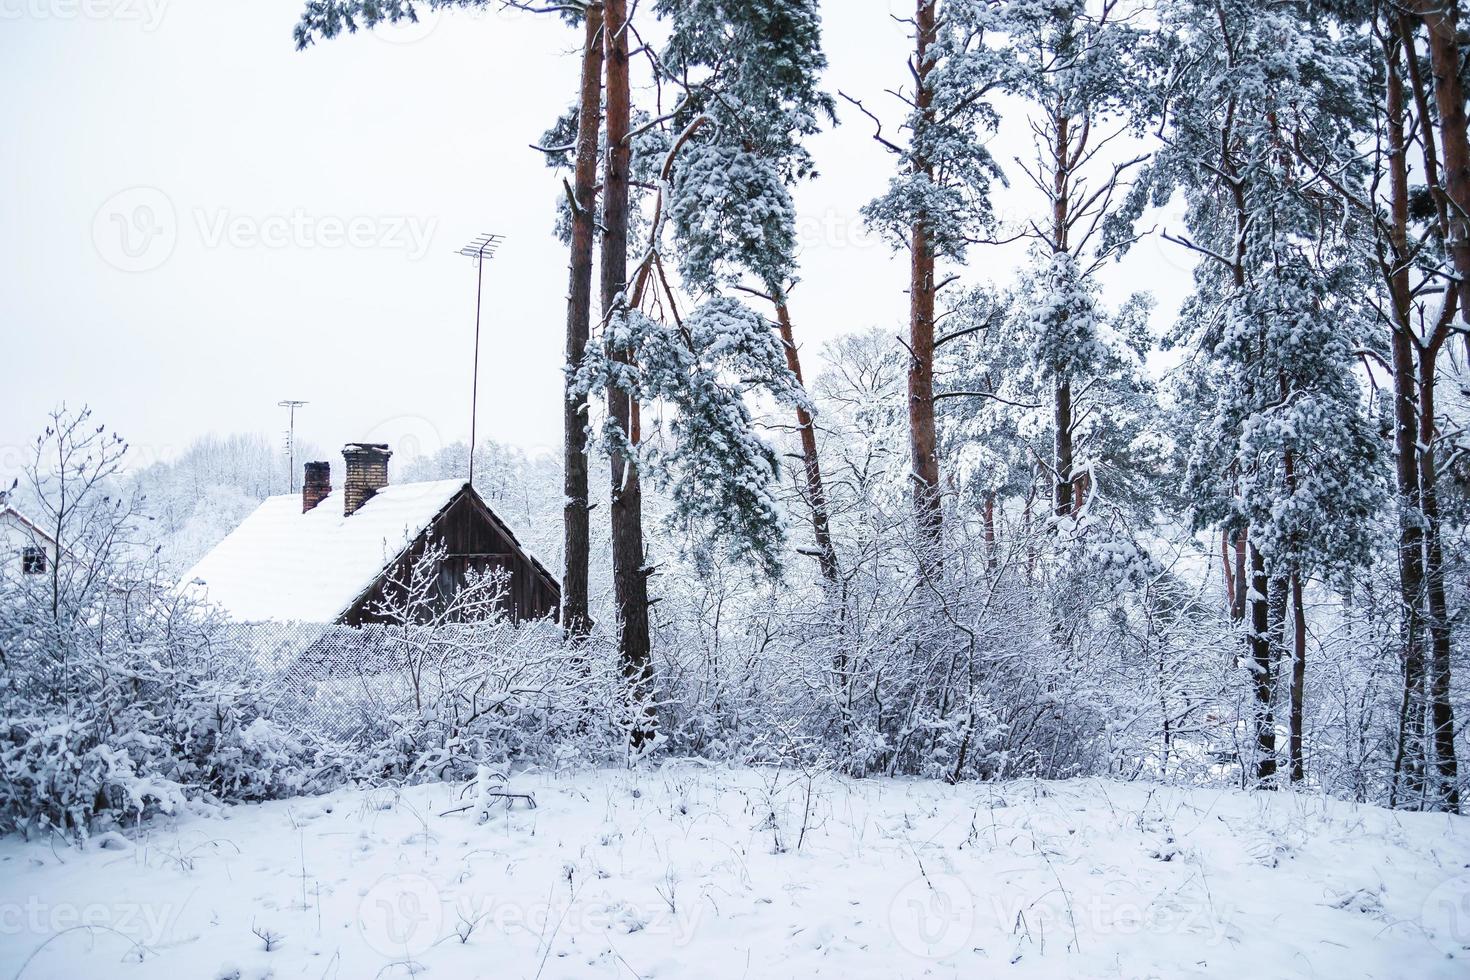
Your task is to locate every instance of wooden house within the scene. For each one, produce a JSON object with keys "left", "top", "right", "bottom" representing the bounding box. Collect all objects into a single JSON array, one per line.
[
  {"left": 180, "top": 443, "right": 559, "bottom": 625},
  {"left": 0, "top": 492, "right": 60, "bottom": 585}
]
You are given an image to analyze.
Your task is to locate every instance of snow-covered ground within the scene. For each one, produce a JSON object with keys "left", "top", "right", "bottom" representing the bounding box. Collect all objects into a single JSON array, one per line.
[{"left": 2, "top": 768, "right": 1468, "bottom": 979}]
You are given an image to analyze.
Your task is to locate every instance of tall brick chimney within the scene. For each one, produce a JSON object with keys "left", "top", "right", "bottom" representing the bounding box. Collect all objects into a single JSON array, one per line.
[
  {"left": 342, "top": 443, "right": 391, "bottom": 516},
  {"left": 302, "top": 461, "right": 332, "bottom": 513}
]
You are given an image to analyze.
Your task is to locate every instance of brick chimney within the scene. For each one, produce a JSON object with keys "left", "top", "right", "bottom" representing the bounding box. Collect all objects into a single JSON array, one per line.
[
  {"left": 302, "top": 461, "right": 331, "bottom": 513},
  {"left": 342, "top": 443, "right": 391, "bottom": 516}
]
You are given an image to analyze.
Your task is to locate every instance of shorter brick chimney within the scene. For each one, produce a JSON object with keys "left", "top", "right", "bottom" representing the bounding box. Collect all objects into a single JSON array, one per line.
[
  {"left": 342, "top": 443, "right": 391, "bottom": 516},
  {"left": 302, "top": 461, "right": 331, "bottom": 513}
]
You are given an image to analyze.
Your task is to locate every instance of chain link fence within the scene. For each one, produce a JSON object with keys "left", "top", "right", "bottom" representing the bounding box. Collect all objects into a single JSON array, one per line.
[{"left": 208, "top": 621, "right": 432, "bottom": 738}]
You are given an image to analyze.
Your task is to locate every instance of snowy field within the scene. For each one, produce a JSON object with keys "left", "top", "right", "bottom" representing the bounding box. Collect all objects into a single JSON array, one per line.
[{"left": 2, "top": 768, "right": 1469, "bottom": 979}]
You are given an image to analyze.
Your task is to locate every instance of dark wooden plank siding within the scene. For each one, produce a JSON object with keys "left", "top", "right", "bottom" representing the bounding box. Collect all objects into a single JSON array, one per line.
[{"left": 340, "top": 486, "right": 560, "bottom": 626}]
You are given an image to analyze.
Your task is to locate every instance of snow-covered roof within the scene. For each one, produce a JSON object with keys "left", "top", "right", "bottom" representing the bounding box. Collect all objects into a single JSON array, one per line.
[
  {"left": 0, "top": 504, "right": 58, "bottom": 546},
  {"left": 178, "top": 479, "right": 467, "bottom": 623}
]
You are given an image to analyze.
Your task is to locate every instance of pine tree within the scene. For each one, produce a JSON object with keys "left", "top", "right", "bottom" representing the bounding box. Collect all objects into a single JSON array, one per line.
[
  {"left": 940, "top": 280, "right": 1170, "bottom": 558},
  {"left": 595, "top": 0, "right": 655, "bottom": 745},
  {"left": 994, "top": 0, "right": 1148, "bottom": 522},
  {"left": 1389, "top": 4, "right": 1464, "bottom": 815},
  {"left": 654, "top": 0, "right": 839, "bottom": 583},
  {"left": 849, "top": 0, "right": 1007, "bottom": 563},
  {"left": 532, "top": 4, "right": 609, "bottom": 642},
  {"left": 1130, "top": 0, "right": 1386, "bottom": 786},
  {"left": 571, "top": 0, "right": 832, "bottom": 741},
  {"left": 1402, "top": 1, "right": 1470, "bottom": 325},
  {"left": 933, "top": 284, "right": 1029, "bottom": 569},
  {"left": 1295, "top": 0, "right": 1463, "bottom": 811}
]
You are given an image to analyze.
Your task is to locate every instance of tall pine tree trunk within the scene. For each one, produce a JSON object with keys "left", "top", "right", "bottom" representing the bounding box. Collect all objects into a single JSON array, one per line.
[
  {"left": 1385, "top": 41, "right": 1429, "bottom": 808},
  {"left": 1277, "top": 422, "right": 1305, "bottom": 784},
  {"left": 1288, "top": 570, "right": 1306, "bottom": 783},
  {"left": 1394, "top": 11, "right": 1462, "bottom": 812},
  {"left": 562, "top": 2, "right": 604, "bottom": 640},
  {"left": 908, "top": 0, "right": 942, "bottom": 556},
  {"left": 601, "top": 0, "right": 653, "bottom": 745},
  {"left": 1225, "top": 525, "right": 1248, "bottom": 623},
  {"left": 1268, "top": 573, "right": 1288, "bottom": 737},
  {"left": 1411, "top": 1, "right": 1470, "bottom": 321},
  {"left": 1224, "top": 152, "right": 1271, "bottom": 785},
  {"left": 1249, "top": 545, "right": 1278, "bottom": 786},
  {"left": 1222, "top": 526, "right": 1248, "bottom": 623},
  {"left": 1053, "top": 378, "right": 1073, "bottom": 517},
  {"left": 774, "top": 300, "right": 838, "bottom": 584},
  {"left": 1419, "top": 349, "right": 1460, "bottom": 812},
  {"left": 1051, "top": 109, "right": 1075, "bottom": 518}
]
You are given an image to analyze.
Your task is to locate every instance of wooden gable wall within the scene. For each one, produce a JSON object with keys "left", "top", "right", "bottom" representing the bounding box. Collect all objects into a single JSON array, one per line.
[{"left": 339, "top": 488, "right": 560, "bottom": 626}]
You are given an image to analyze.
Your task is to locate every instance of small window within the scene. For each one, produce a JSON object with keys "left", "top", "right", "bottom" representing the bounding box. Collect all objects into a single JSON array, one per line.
[{"left": 21, "top": 546, "right": 46, "bottom": 575}]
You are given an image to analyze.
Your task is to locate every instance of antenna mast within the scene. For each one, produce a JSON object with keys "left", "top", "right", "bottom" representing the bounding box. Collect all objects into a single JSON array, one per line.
[
  {"left": 278, "top": 399, "right": 308, "bottom": 492},
  {"left": 456, "top": 232, "right": 504, "bottom": 486}
]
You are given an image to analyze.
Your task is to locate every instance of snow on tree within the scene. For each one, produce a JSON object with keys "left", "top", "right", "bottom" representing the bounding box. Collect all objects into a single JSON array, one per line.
[
  {"left": 1123, "top": 0, "right": 1387, "bottom": 787},
  {"left": 577, "top": 297, "right": 812, "bottom": 577},
  {"left": 1287, "top": 0, "right": 1467, "bottom": 812},
  {"left": 651, "top": 1, "right": 842, "bottom": 585},
  {"left": 960, "top": 261, "right": 1170, "bottom": 531},
  {"left": 992, "top": 0, "right": 1149, "bottom": 522},
  {"left": 565, "top": 0, "right": 834, "bottom": 576},
  {"left": 850, "top": 0, "right": 1009, "bottom": 557}
]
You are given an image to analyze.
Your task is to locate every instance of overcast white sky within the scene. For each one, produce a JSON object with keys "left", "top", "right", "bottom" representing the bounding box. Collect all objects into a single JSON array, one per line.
[{"left": 1, "top": 0, "right": 1191, "bottom": 484}]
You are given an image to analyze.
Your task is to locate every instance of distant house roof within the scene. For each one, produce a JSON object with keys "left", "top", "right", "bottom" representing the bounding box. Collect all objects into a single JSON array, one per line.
[
  {"left": 178, "top": 479, "right": 479, "bottom": 623},
  {"left": 0, "top": 503, "right": 59, "bottom": 547}
]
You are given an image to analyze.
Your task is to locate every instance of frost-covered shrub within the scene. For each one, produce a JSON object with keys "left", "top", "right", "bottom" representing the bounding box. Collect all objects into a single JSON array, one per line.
[
  {"left": 321, "top": 545, "right": 632, "bottom": 783},
  {"left": 0, "top": 637, "right": 335, "bottom": 839},
  {"left": 0, "top": 588, "right": 338, "bottom": 840},
  {"left": 341, "top": 629, "right": 628, "bottom": 785},
  {"left": 0, "top": 408, "right": 331, "bottom": 840},
  {"left": 640, "top": 481, "right": 1147, "bottom": 783},
  {"left": 183, "top": 700, "right": 328, "bottom": 802},
  {"left": 0, "top": 722, "right": 186, "bottom": 837},
  {"left": 0, "top": 703, "right": 329, "bottom": 839}
]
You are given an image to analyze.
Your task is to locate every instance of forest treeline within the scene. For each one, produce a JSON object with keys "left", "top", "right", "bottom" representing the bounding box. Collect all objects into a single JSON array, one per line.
[
  {"left": 292, "top": 0, "right": 1470, "bottom": 811},
  {"left": 4, "top": 1, "right": 1466, "bottom": 838}
]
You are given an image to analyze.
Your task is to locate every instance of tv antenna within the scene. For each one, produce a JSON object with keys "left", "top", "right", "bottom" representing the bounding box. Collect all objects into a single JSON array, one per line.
[
  {"left": 278, "top": 399, "right": 308, "bottom": 492},
  {"left": 456, "top": 232, "right": 504, "bottom": 486}
]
